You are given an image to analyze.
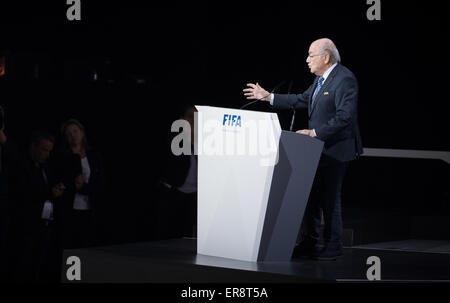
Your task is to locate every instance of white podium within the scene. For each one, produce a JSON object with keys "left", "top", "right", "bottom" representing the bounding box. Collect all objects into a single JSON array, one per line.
[{"left": 195, "top": 106, "right": 323, "bottom": 262}]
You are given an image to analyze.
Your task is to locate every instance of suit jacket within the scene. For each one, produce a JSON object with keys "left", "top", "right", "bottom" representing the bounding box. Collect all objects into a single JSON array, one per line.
[
  {"left": 273, "top": 63, "right": 363, "bottom": 162},
  {"left": 10, "top": 157, "right": 62, "bottom": 235},
  {"left": 0, "top": 140, "right": 20, "bottom": 210},
  {"left": 51, "top": 149, "right": 105, "bottom": 216}
]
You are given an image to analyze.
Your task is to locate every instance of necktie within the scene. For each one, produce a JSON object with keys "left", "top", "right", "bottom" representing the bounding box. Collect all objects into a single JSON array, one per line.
[{"left": 311, "top": 76, "right": 324, "bottom": 107}]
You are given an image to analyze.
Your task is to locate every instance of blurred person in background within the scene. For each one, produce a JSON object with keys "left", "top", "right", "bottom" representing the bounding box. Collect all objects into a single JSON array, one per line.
[
  {"left": 0, "top": 105, "right": 20, "bottom": 281},
  {"left": 10, "top": 130, "right": 64, "bottom": 282},
  {"left": 157, "top": 104, "right": 197, "bottom": 239},
  {"left": 55, "top": 119, "right": 105, "bottom": 249}
]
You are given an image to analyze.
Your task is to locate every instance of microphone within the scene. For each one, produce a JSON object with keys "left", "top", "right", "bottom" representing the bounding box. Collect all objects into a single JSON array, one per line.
[
  {"left": 287, "top": 80, "right": 297, "bottom": 131},
  {"left": 240, "top": 80, "right": 287, "bottom": 109}
]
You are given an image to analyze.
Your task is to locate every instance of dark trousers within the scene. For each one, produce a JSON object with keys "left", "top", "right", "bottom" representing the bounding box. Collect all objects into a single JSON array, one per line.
[
  {"left": 0, "top": 205, "right": 10, "bottom": 280},
  {"left": 62, "top": 209, "right": 94, "bottom": 249},
  {"left": 156, "top": 186, "right": 197, "bottom": 239},
  {"left": 300, "top": 155, "right": 348, "bottom": 251},
  {"left": 13, "top": 220, "right": 61, "bottom": 282},
  {"left": 179, "top": 191, "right": 197, "bottom": 237}
]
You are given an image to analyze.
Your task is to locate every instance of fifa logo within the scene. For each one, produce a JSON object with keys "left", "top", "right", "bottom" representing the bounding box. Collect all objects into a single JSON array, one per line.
[{"left": 223, "top": 114, "right": 242, "bottom": 127}]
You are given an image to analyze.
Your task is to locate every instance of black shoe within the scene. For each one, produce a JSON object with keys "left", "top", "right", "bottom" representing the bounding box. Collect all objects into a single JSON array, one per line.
[
  {"left": 292, "top": 240, "right": 320, "bottom": 259},
  {"left": 311, "top": 247, "right": 343, "bottom": 261}
]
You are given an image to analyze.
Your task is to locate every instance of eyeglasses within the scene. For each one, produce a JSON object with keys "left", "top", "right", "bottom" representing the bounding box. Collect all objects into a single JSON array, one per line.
[{"left": 307, "top": 53, "right": 324, "bottom": 59}]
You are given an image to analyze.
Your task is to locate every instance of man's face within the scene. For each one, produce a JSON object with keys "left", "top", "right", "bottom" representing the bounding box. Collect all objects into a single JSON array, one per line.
[
  {"left": 181, "top": 107, "right": 197, "bottom": 142},
  {"left": 65, "top": 124, "right": 84, "bottom": 147},
  {"left": 306, "top": 42, "right": 328, "bottom": 76},
  {"left": 32, "top": 139, "right": 54, "bottom": 164}
]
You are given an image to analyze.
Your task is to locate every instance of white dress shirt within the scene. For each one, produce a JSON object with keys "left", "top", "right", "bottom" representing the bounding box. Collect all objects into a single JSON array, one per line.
[
  {"left": 73, "top": 157, "right": 91, "bottom": 210},
  {"left": 40, "top": 168, "right": 54, "bottom": 220},
  {"left": 269, "top": 63, "right": 338, "bottom": 137}
]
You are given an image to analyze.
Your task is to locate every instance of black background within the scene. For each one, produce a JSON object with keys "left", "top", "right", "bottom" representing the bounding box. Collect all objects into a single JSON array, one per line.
[{"left": 1, "top": 1, "right": 449, "bottom": 244}]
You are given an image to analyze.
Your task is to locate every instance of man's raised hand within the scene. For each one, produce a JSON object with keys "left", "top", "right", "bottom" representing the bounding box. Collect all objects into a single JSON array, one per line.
[{"left": 243, "top": 83, "right": 271, "bottom": 101}]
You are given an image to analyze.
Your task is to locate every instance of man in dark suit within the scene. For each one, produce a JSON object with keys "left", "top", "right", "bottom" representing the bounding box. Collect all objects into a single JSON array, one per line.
[
  {"left": 158, "top": 104, "right": 198, "bottom": 239},
  {"left": 0, "top": 112, "right": 22, "bottom": 280},
  {"left": 0, "top": 116, "right": 15, "bottom": 280},
  {"left": 243, "top": 38, "right": 363, "bottom": 260},
  {"left": 10, "top": 131, "right": 65, "bottom": 281}
]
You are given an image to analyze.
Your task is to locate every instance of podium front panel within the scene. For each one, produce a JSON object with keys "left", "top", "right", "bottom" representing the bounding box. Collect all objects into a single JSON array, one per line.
[{"left": 196, "top": 106, "right": 281, "bottom": 262}]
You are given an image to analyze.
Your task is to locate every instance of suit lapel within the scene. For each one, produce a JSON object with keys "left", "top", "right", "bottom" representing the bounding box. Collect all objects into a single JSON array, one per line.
[{"left": 309, "top": 64, "right": 340, "bottom": 116}]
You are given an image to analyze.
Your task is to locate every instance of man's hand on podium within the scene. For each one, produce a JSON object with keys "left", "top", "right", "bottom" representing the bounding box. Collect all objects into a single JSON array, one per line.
[
  {"left": 243, "top": 83, "right": 271, "bottom": 101},
  {"left": 296, "top": 129, "right": 316, "bottom": 138}
]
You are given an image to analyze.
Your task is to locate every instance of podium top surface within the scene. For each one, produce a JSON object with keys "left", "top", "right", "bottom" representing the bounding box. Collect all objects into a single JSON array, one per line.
[{"left": 195, "top": 105, "right": 276, "bottom": 116}]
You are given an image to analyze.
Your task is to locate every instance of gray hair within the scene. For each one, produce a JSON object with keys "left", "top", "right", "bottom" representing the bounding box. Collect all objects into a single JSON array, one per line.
[{"left": 318, "top": 38, "right": 341, "bottom": 64}]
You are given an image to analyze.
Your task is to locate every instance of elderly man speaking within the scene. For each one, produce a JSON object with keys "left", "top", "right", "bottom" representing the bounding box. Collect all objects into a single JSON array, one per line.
[{"left": 243, "top": 38, "right": 363, "bottom": 260}]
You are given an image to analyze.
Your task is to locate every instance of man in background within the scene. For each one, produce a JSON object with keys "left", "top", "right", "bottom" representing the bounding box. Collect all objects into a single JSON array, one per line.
[
  {"left": 157, "top": 104, "right": 198, "bottom": 239},
  {"left": 10, "top": 131, "right": 65, "bottom": 281}
]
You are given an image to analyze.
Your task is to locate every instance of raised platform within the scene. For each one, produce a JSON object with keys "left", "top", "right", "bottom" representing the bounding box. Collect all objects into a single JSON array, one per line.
[{"left": 61, "top": 238, "right": 450, "bottom": 283}]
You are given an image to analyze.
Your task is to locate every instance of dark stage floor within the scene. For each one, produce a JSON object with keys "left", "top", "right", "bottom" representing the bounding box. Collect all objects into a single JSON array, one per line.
[{"left": 62, "top": 238, "right": 450, "bottom": 283}]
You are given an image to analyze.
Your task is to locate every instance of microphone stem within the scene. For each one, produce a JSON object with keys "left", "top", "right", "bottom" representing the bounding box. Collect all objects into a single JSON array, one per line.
[
  {"left": 287, "top": 80, "right": 295, "bottom": 131},
  {"left": 289, "top": 106, "right": 296, "bottom": 132},
  {"left": 240, "top": 92, "right": 272, "bottom": 109}
]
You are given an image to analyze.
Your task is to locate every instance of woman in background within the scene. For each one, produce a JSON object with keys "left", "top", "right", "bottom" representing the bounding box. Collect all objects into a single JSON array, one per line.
[{"left": 57, "top": 119, "right": 105, "bottom": 249}]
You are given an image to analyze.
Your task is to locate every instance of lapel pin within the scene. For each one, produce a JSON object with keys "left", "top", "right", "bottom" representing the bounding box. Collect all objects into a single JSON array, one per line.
[{"left": 324, "top": 92, "right": 329, "bottom": 95}]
